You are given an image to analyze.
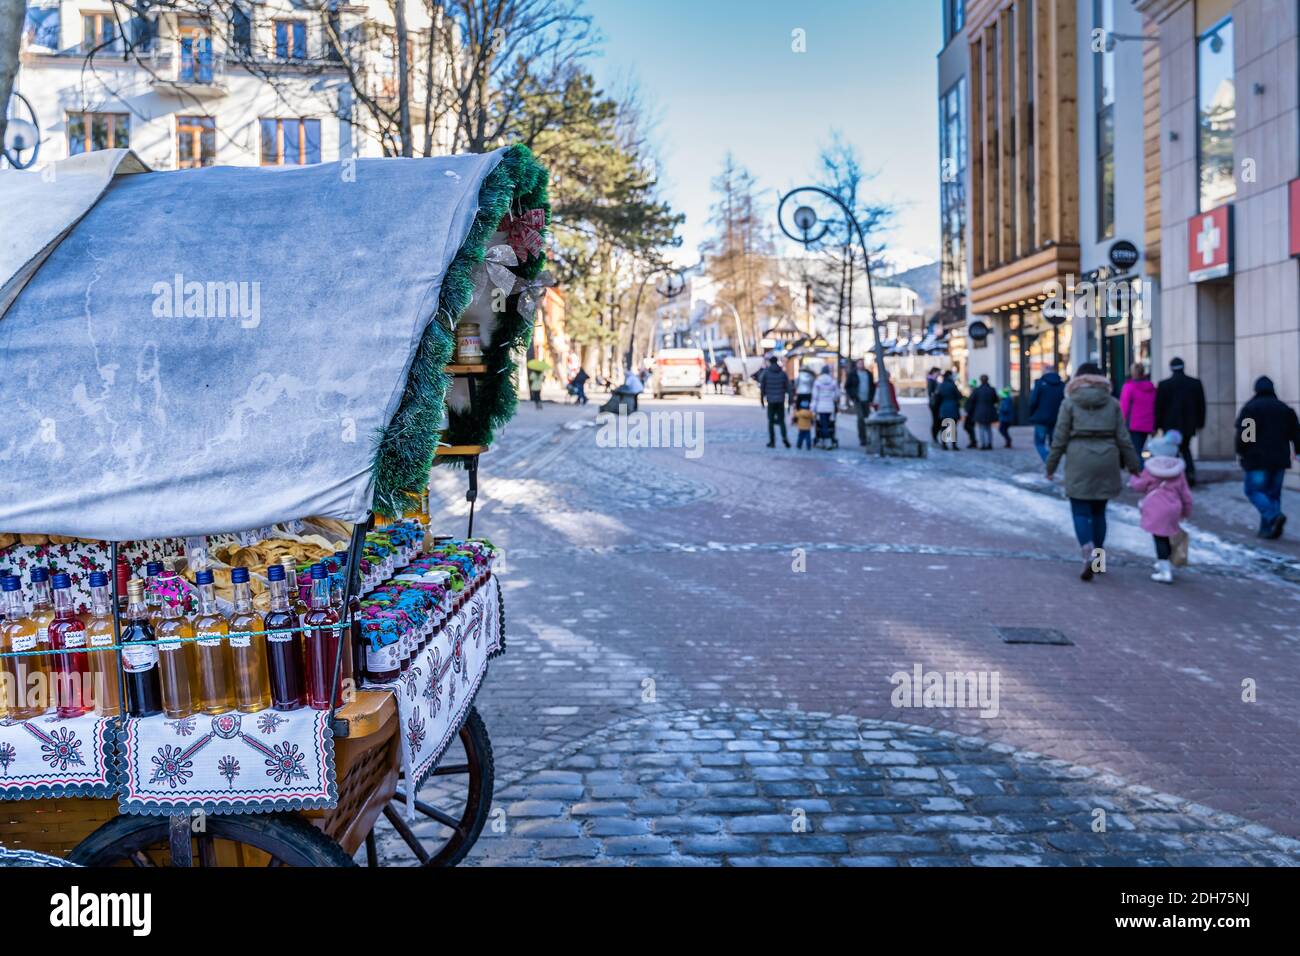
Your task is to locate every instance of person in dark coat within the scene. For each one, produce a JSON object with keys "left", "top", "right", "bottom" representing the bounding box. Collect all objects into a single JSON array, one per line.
[
  {"left": 1027, "top": 369, "right": 1065, "bottom": 463},
  {"left": 926, "top": 367, "right": 943, "bottom": 444},
  {"left": 997, "top": 387, "right": 1016, "bottom": 447},
  {"left": 756, "top": 357, "right": 791, "bottom": 448},
  {"left": 968, "top": 374, "right": 999, "bottom": 449},
  {"left": 1235, "top": 375, "right": 1300, "bottom": 538},
  {"left": 1155, "top": 357, "right": 1207, "bottom": 485},
  {"left": 935, "top": 371, "right": 963, "bottom": 451},
  {"left": 569, "top": 367, "right": 590, "bottom": 405}
]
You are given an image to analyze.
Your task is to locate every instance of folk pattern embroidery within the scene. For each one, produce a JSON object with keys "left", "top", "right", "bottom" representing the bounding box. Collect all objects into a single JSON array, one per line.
[
  {"left": 0, "top": 742, "right": 15, "bottom": 774},
  {"left": 218, "top": 755, "right": 240, "bottom": 786},
  {"left": 28, "top": 724, "right": 86, "bottom": 772}
]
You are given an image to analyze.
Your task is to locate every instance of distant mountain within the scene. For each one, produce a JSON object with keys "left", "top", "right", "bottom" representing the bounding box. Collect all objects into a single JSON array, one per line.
[{"left": 882, "top": 261, "right": 941, "bottom": 315}]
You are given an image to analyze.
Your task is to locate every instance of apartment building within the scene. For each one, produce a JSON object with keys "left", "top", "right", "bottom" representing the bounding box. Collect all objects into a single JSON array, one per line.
[{"left": 15, "top": 0, "right": 451, "bottom": 171}]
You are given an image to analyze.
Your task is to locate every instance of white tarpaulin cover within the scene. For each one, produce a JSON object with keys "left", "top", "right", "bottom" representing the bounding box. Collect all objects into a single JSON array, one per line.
[{"left": 0, "top": 147, "right": 515, "bottom": 539}]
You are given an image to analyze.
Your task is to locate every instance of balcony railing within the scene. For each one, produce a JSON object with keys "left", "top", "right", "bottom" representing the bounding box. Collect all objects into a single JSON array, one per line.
[{"left": 146, "top": 46, "right": 229, "bottom": 95}]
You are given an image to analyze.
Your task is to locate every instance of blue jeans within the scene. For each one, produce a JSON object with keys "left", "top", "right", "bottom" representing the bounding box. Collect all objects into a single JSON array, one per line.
[
  {"left": 797, "top": 429, "right": 812, "bottom": 449},
  {"left": 1033, "top": 424, "right": 1052, "bottom": 462},
  {"left": 1243, "top": 469, "right": 1285, "bottom": 524},
  {"left": 1069, "top": 498, "right": 1108, "bottom": 548},
  {"left": 976, "top": 423, "right": 993, "bottom": 448}
]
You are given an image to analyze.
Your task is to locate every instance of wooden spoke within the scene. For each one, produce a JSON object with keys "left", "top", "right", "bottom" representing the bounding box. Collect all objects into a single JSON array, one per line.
[
  {"left": 429, "top": 763, "right": 471, "bottom": 776},
  {"left": 381, "top": 804, "right": 431, "bottom": 865},
  {"left": 412, "top": 799, "right": 464, "bottom": 832}
]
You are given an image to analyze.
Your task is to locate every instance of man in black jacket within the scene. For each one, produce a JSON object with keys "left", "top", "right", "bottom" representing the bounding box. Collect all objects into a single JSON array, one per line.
[
  {"left": 1155, "top": 357, "right": 1207, "bottom": 485},
  {"left": 756, "top": 357, "right": 792, "bottom": 448},
  {"left": 1235, "top": 376, "right": 1300, "bottom": 538}
]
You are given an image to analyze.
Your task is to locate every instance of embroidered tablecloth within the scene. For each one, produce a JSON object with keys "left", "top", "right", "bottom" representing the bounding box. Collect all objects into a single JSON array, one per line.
[
  {"left": 367, "top": 573, "right": 503, "bottom": 815},
  {"left": 116, "top": 708, "right": 336, "bottom": 815},
  {"left": 0, "top": 712, "right": 118, "bottom": 799}
]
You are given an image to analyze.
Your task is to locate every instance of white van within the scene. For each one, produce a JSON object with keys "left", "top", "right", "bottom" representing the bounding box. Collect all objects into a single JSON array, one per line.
[{"left": 651, "top": 348, "right": 707, "bottom": 399}]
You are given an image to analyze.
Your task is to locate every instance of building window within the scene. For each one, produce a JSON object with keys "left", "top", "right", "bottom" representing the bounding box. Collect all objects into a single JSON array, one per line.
[
  {"left": 179, "top": 26, "right": 214, "bottom": 83},
  {"left": 275, "top": 19, "right": 307, "bottom": 59},
  {"left": 66, "top": 111, "right": 129, "bottom": 155},
  {"left": 1094, "top": 0, "right": 1115, "bottom": 239},
  {"left": 940, "top": 77, "right": 968, "bottom": 302},
  {"left": 81, "top": 12, "right": 119, "bottom": 52},
  {"left": 1197, "top": 16, "right": 1235, "bottom": 211},
  {"left": 325, "top": 12, "right": 344, "bottom": 61},
  {"left": 944, "top": 0, "right": 966, "bottom": 44},
  {"left": 231, "top": 6, "right": 252, "bottom": 57},
  {"left": 260, "top": 118, "right": 322, "bottom": 165},
  {"left": 176, "top": 116, "right": 216, "bottom": 169}
]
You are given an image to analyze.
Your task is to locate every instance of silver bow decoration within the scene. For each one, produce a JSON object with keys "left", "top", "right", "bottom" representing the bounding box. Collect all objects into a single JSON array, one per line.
[
  {"left": 516, "top": 270, "right": 556, "bottom": 321},
  {"left": 482, "top": 243, "right": 519, "bottom": 296}
]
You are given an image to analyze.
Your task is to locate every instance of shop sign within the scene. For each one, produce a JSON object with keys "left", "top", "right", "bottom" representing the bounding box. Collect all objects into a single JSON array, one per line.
[
  {"left": 967, "top": 320, "right": 990, "bottom": 341},
  {"left": 1188, "top": 205, "right": 1232, "bottom": 282},
  {"left": 1108, "top": 240, "right": 1140, "bottom": 272}
]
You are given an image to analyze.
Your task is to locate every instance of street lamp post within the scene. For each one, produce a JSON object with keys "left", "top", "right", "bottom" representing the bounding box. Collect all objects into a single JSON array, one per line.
[
  {"left": 777, "top": 186, "right": 925, "bottom": 458},
  {"left": 625, "top": 265, "right": 685, "bottom": 373}
]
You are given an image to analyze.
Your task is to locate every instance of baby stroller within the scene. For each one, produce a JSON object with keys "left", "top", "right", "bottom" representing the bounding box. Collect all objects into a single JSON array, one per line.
[{"left": 815, "top": 412, "right": 838, "bottom": 450}]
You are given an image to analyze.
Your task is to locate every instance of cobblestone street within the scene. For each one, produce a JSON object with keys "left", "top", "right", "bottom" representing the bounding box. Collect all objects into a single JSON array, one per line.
[{"left": 384, "top": 391, "right": 1300, "bottom": 866}]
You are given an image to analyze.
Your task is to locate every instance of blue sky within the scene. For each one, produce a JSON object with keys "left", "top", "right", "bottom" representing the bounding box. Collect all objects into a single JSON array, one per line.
[{"left": 584, "top": 0, "right": 942, "bottom": 268}]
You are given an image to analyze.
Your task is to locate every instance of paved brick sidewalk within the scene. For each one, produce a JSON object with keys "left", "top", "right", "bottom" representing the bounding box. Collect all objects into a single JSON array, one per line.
[{"left": 380, "top": 394, "right": 1300, "bottom": 864}]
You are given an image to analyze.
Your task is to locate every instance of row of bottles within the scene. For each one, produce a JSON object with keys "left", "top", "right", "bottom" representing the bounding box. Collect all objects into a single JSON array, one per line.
[{"left": 0, "top": 560, "right": 351, "bottom": 722}]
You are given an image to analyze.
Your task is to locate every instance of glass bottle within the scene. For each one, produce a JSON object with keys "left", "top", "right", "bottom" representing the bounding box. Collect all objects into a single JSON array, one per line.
[
  {"left": 48, "top": 573, "right": 91, "bottom": 718},
  {"left": 28, "top": 567, "right": 54, "bottom": 697},
  {"left": 83, "top": 572, "right": 122, "bottom": 717},
  {"left": 154, "top": 573, "right": 198, "bottom": 719},
  {"left": 192, "top": 569, "right": 235, "bottom": 715},
  {"left": 0, "top": 575, "right": 46, "bottom": 719},
  {"left": 143, "top": 561, "right": 164, "bottom": 626},
  {"left": 264, "top": 564, "right": 305, "bottom": 711},
  {"left": 303, "top": 563, "right": 342, "bottom": 710},
  {"left": 115, "top": 554, "right": 131, "bottom": 614},
  {"left": 120, "top": 577, "right": 163, "bottom": 718},
  {"left": 228, "top": 567, "right": 271, "bottom": 713}
]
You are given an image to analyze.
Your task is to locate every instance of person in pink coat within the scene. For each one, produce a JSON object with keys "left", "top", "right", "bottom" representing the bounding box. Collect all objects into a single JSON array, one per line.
[
  {"left": 1119, "top": 363, "right": 1157, "bottom": 456},
  {"left": 1128, "top": 430, "right": 1193, "bottom": 583}
]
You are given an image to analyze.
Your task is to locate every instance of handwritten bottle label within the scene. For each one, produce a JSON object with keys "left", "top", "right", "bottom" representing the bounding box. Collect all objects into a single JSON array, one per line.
[{"left": 123, "top": 644, "right": 159, "bottom": 672}]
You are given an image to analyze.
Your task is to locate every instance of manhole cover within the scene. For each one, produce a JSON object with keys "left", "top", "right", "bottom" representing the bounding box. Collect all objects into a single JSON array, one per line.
[{"left": 997, "top": 627, "right": 1073, "bottom": 645}]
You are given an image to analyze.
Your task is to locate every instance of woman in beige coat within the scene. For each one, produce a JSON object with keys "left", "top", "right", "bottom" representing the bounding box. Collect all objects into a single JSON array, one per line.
[{"left": 1045, "top": 363, "right": 1142, "bottom": 580}]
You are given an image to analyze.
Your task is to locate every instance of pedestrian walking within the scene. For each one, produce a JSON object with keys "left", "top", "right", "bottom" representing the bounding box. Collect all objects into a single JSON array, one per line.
[
  {"left": 757, "top": 356, "right": 791, "bottom": 448},
  {"left": 1129, "top": 430, "right": 1194, "bottom": 584},
  {"left": 935, "top": 371, "right": 963, "bottom": 451},
  {"left": 1234, "top": 375, "right": 1300, "bottom": 539},
  {"left": 969, "top": 375, "right": 999, "bottom": 450},
  {"left": 794, "top": 365, "right": 815, "bottom": 409},
  {"left": 792, "top": 400, "right": 814, "bottom": 450},
  {"left": 1027, "top": 369, "right": 1065, "bottom": 463},
  {"left": 527, "top": 363, "right": 547, "bottom": 409},
  {"left": 812, "top": 367, "right": 840, "bottom": 449},
  {"left": 1045, "top": 363, "right": 1142, "bottom": 581},
  {"left": 963, "top": 378, "right": 979, "bottom": 449},
  {"left": 997, "top": 387, "right": 1015, "bottom": 447},
  {"left": 709, "top": 365, "right": 722, "bottom": 394},
  {"left": 1119, "top": 363, "right": 1156, "bottom": 456},
  {"left": 926, "top": 367, "right": 943, "bottom": 444},
  {"left": 847, "top": 358, "right": 876, "bottom": 447},
  {"left": 719, "top": 365, "right": 731, "bottom": 394},
  {"left": 569, "top": 366, "right": 590, "bottom": 406},
  {"left": 1155, "top": 357, "right": 1207, "bottom": 485}
]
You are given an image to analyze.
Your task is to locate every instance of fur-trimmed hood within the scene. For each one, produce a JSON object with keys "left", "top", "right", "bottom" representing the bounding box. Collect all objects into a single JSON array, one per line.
[
  {"left": 1065, "top": 373, "right": 1113, "bottom": 408},
  {"left": 1144, "top": 455, "right": 1186, "bottom": 479}
]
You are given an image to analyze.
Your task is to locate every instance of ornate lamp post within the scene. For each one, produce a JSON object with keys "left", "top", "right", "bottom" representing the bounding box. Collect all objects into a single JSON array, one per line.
[
  {"left": 625, "top": 265, "right": 686, "bottom": 371},
  {"left": 777, "top": 187, "right": 925, "bottom": 457},
  {"left": 2, "top": 92, "right": 41, "bottom": 169}
]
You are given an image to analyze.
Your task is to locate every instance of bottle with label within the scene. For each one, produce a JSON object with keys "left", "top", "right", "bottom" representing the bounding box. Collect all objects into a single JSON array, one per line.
[
  {"left": 48, "top": 573, "right": 91, "bottom": 718},
  {"left": 228, "top": 567, "right": 271, "bottom": 713},
  {"left": 193, "top": 569, "right": 235, "bottom": 715},
  {"left": 303, "top": 563, "right": 342, "bottom": 710},
  {"left": 154, "top": 573, "right": 198, "bottom": 719},
  {"left": 115, "top": 554, "right": 131, "bottom": 614},
  {"left": 264, "top": 564, "right": 305, "bottom": 711},
  {"left": 120, "top": 577, "right": 163, "bottom": 718},
  {"left": 27, "top": 567, "right": 54, "bottom": 697},
  {"left": 84, "top": 572, "right": 122, "bottom": 717},
  {"left": 0, "top": 575, "right": 46, "bottom": 719},
  {"left": 143, "top": 561, "right": 164, "bottom": 626}
]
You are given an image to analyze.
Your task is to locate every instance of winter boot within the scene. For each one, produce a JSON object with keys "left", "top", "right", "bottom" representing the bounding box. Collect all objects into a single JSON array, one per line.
[
  {"left": 1080, "top": 543, "right": 1095, "bottom": 581},
  {"left": 1151, "top": 559, "right": 1173, "bottom": 584}
]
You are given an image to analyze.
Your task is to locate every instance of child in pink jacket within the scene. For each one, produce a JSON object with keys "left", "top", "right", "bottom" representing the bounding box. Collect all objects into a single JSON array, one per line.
[
  {"left": 1119, "top": 365, "right": 1157, "bottom": 456},
  {"left": 1128, "top": 430, "right": 1193, "bottom": 583}
]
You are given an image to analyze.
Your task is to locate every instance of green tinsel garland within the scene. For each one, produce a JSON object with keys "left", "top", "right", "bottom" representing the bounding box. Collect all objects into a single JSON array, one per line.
[{"left": 371, "top": 144, "right": 550, "bottom": 516}]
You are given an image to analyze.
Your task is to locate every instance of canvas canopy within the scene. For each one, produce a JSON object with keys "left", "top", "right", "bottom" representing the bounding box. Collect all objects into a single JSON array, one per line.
[{"left": 0, "top": 145, "right": 548, "bottom": 540}]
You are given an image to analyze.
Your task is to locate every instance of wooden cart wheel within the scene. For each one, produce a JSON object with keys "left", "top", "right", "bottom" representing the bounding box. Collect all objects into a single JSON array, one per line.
[
  {"left": 68, "top": 812, "right": 355, "bottom": 867},
  {"left": 367, "top": 706, "right": 494, "bottom": 868}
]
